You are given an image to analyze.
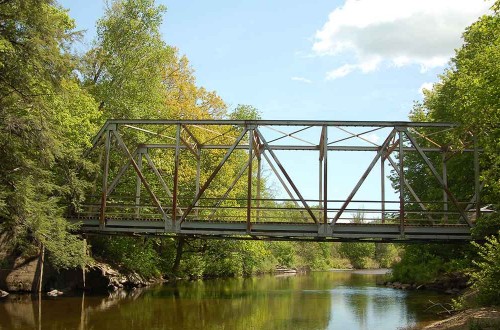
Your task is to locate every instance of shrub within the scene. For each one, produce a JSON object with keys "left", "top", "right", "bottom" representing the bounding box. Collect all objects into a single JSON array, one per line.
[{"left": 470, "top": 232, "right": 500, "bottom": 306}]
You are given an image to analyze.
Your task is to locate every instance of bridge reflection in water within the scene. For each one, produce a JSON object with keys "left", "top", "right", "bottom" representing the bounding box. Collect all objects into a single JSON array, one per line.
[{"left": 69, "top": 120, "right": 482, "bottom": 242}]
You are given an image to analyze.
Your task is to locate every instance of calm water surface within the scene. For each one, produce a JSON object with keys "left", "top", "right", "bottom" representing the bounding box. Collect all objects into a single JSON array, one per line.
[{"left": 0, "top": 270, "right": 450, "bottom": 329}]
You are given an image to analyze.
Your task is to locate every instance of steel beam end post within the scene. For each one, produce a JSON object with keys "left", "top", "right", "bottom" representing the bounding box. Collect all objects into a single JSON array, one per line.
[{"left": 318, "top": 224, "right": 333, "bottom": 237}]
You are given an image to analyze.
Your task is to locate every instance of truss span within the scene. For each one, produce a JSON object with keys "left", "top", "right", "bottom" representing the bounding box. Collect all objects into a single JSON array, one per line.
[{"left": 70, "top": 120, "right": 483, "bottom": 242}]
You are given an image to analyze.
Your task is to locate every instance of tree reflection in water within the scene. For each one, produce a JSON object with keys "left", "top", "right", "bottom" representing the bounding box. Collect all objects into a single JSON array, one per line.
[{"left": 0, "top": 271, "right": 450, "bottom": 329}]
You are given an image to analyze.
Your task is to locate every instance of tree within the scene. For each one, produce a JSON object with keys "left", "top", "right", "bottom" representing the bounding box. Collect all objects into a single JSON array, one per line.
[
  {"left": 82, "top": 0, "right": 172, "bottom": 119},
  {"left": 390, "top": 2, "right": 500, "bottom": 287},
  {"left": 412, "top": 1, "right": 500, "bottom": 203},
  {"left": 0, "top": 0, "right": 99, "bottom": 268}
]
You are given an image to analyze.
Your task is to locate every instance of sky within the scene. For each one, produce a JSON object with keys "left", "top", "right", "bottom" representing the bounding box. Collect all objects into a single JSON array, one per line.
[
  {"left": 59, "top": 0, "right": 493, "bottom": 218},
  {"left": 61, "top": 0, "right": 492, "bottom": 121}
]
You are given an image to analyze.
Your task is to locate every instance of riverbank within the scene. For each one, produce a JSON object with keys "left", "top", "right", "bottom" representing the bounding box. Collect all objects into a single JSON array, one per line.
[
  {"left": 0, "top": 255, "right": 161, "bottom": 295},
  {"left": 423, "top": 307, "right": 500, "bottom": 329},
  {"left": 384, "top": 271, "right": 468, "bottom": 294}
]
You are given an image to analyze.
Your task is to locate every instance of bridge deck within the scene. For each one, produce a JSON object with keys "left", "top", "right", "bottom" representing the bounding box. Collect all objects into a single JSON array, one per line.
[{"left": 70, "top": 217, "right": 471, "bottom": 242}]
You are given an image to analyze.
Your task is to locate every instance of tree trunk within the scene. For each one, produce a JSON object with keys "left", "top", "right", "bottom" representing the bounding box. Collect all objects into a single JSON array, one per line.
[{"left": 172, "top": 237, "right": 184, "bottom": 275}]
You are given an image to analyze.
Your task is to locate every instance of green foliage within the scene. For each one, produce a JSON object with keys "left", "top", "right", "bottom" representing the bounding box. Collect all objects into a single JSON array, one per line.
[
  {"left": 0, "top": 0, "right": 98, "bottom": 269},
  {"left": 82, "top": 0, "right": 172, "bottom": 119},
  {"left": 229, "top": 104, "right": 262, "bottom": 120},
  {"left": 375, "top": 243, "right": 401, "bottom": 268},
  {"left": 339, "top": 242, "right": 377, "bottom": 269},
  {"left": 472, "top": 213, "right": 500, "bottom": 240},
  {"left": 90, "top": 236, "right": 161, "bottom": 278},
  {"left": 268, "top": 242, "right": 295, "bottom": 268},
  {"left": 178, "top": 253, "right": 205, "bottom": 278},
  {"left": 391, "top": 245, "right": 442, "bottom": 283},
  {"left": 470, "top": 233, "right": 500, "bottom": 306},
  {"left": 391, "top": 244, "right": 473, "bottom": 284}
]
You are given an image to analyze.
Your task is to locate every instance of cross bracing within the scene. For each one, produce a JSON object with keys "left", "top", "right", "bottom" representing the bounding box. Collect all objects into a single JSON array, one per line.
[{"left": 69, "top": 120, "right": 483, "bottom": 242}]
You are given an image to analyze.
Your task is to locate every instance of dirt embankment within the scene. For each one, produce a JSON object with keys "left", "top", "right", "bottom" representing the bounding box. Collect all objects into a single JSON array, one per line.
[{"left": 423, "top": 308, "right": 500, "bottom": 330}]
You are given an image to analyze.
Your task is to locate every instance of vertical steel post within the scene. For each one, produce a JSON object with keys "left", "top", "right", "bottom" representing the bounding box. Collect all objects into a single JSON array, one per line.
[
  {"left": 247, "top": 127, "right": 253, "bottom": 232},
  {"left": 442, "top": 153, "right": 448, "bottom": 223},
  {"left": 319, "top": 159, "right": 323, "bottom": 222},
  {"left": 319, "top": 127, "right": 325, "bottom": 223},
  {"left": 323, "top": 126, "right": 328, "bottom": 225},
  {"left": 381, "top": 157, "right": 385, "bottom": 224},
  {"left": 135, "top": 151, "right": 143, "bottom": 218},
  {"left": 195, "top": 150, "right": 201, "bottom": 217},
  {"left": 474, "top": 135, "right": 480, "bottom": 220},
  {"left": 173, "top": 124, "right": 181, "bottom": 225},
  {"left": 398, "top": 130, "right": 405, "bottom": 235},
  {"left": 256, "top": 153, "right": 261, "bottom": 223},
  {"left": 99, "top": 128, "right": 112, "bottom": 229}
]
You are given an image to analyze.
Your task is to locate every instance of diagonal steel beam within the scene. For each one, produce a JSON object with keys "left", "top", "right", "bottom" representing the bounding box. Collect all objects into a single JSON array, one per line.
[
  {"left": 180, "top": 128, "right": 248, "bottom": 223},
  {"left": 332, "top": 129, "right": 396, "bottom": 224},
  {"left": 112, "top": 130, "right": 166, "bottom": 218},
  {"left": 135, "top": 151, "right": 143, "bottom": 218},
  {"left": 465, "top": 181, "right": 485, "bottom": 212},
  {"left": 253, "top": 131, "right": 261, "bottom": 159},
  {"left": 256, "top": 128, "right": 318, "bottom": 224},
  {"left": 402, "top": 128, "right": 472, "bottom": 227},
  {"left": 328, "top": 127, "right": 383, "bottom": 146},
  {"left": 180, "top": 135, "right": 198, "bottom": 158},
  {"left": 181, "top": 124, "right": 201, "bottom": 147},
  {"left": 266, "top": 126, "right": 314, "bottom": 145},
  {"left": 143, "top": 152, "right": 183, "bottom": 217},
  {"left": 106, "top": 150, "right": 136, "bottom": 197},
  {"left": 208, "top": 154, "right": 256, "bottom": 218},
  {"left": 386, "top": 155, "right": 433, "bottom": 222},
  {"left": 261, "top": 152, "right": 308, "bottom": 222}
]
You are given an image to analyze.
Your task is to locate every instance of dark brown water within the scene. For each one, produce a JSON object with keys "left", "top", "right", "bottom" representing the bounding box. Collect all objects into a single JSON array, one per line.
[{"left": 0, "top": 270, "right": 450, "bottom": 330}]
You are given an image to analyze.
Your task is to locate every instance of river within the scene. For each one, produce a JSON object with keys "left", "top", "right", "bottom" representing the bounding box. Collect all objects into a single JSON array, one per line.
[{"left": 0, "top": 270, "right": 451, "bottom": 329}]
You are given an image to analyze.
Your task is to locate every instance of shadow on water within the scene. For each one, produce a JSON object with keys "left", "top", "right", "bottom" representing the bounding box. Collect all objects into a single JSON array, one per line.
[{"left": 0, "top": 271, "right": 451, "bottom": 330}]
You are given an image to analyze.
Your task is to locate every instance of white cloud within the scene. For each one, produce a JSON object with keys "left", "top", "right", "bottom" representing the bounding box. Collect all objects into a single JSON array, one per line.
[
  {"left": 291, "top": 76, "right": 312, "bottom": 84},
  {"left": 364, "top": 133, "right": 381, "bottom": 144},
  {"left": 314, "top": 0, "right": 492, "bottom": 78},
  {"left": 326, "top": 64, "right": 355, "bottom": 80},
  {"left": 326, "top": 56, "right": 383, "bottom": 80},
  {"left": 419, "top": 82, "right": 434, "bottom": 95}
]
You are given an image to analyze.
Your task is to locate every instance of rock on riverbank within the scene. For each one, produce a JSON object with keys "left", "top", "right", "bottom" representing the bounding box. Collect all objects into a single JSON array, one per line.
[{"left": 0, "top": 255, "right": 159, "bottom": 294}]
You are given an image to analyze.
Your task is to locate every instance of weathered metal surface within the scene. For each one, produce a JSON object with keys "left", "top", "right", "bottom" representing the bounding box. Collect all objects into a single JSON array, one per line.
[
  {"left": 77, "top": 120, "right": 482, "bottom": 242},
  {"left": 69, "top": 217, "right": 471, "bottom": 242}
]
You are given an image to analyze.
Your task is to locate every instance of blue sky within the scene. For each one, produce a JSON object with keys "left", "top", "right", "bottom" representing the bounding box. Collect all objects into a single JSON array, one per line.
[
  {"left": 60, "top": 0, "right": 492, "bottom": 218},
  {"left": 61, "top": 0, "right": 490, "bottom": 122}
]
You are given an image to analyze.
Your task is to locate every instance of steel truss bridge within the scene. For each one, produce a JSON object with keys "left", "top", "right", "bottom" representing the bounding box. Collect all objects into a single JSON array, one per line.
[{"left": 69, "top": 120, "right": 483, "bottom": 242}]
